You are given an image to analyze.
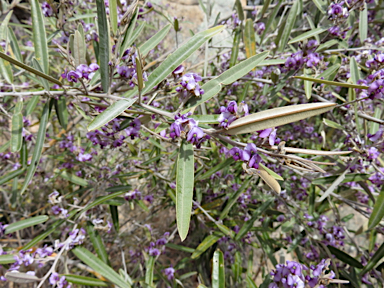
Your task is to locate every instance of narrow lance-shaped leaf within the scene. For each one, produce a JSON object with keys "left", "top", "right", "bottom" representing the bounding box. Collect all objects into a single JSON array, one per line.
[
  {"left": 145, "top": 256, "right": 155, "bottom": 286},
  {"left": 359, "top": 4, "right": 368, "bottom": 43},
  {"left": 55, "top": 96, "right": 69, "bottom": 129},
  {"left": 72, "top": 247, "right": 131, "bottom": 288},
  {"left": 212, "top": 250, "right": 225, "bottom": 288},
  {"left": 0, "top": 46, "right": 13, "bottom": 84},
  {"left": 0, "top": 168, "right": 25, "bottom": 185},
  {"left": 294, "top": 75, "right": 368, "bottom": 89},
  {"left": 278, "top": 0, "right": 298, "bottom": 52},
  {"left": 4, "top": 272, "right": 40, "bottom": 284},
  {"left": 317, "top": 64, "right": 340, "bottom": 81},
  {"left": 139, "top": 24, "right": 172, "bottom": 56},
  {"left": 184, "top": 51, "right": 269, "bottom": 112},
  {"left": 20, "top": 101, "right": 51, "bottom": 195},
  {"left": 0, "top": 51, "right": 62, "bottom": 85},
  {"left": 327, "top": 246, "right": 364, "bottom": 269},
  {"left": 244, "top": 19, "right": 256, "bottom": 59},
  {"left": 88, "top": 98, "right": 137, "bottom": 131},
  {"left": 350, "top": 56, "right": 360, "bottom": 84},
  {"left": 31, "top": 0, "right": 49, "bottom": 74},
  {"left": 62, "top": 275, "right": 108, "bottom": 287},
  {"left": 96, "top": 0, "right": 110, "bottom": 92},
  {"left": 8, "top": 27, "right": 22, "bottom": 62},
  {"left": 368, "top": 188, "right": 384, "bottom": 229},
  {"left": 92, "top": 25, "right": 225, "bottom": 128},
  {"left": 5, "top": 215, "right": 49, "bottom": 234},
  {"left": 73, "top": 30, "right": 86, "bottom": 67},
  {"left": 86, "top": 223, "right": 110, "bottom": 265},
  {"left": 261, "top": 0, "right": 282, "bottom": 43},
  {"left": 109, "top": 0, "right": 118, "bottom": 35},
  {"left": 59, "top": 170, "right": 88, "bottom": 186},
  {"left": 32, "top": 58, "right": 50, "bottom": 90},
  {"left": 360, "top": 242, "right": 384, "bottom": 275},
  {"left": 119, "top": 11, "right": 138, "bottom": 54},
  {"left": 191, "top": 233, "right": 223, "bottom": 259},
  {"left": 229, "top": 28, "right": 241, "bottom": 67},
  {"left": 226, "top": 103, "right": 336, "bottom": 135},
  {"left": 176, "top": 141, "right": 194, "bottom": 241},
  {"left": 288, "top": 27, "right": 328, "bottom": 44},
  {"left": 11, "top": 112, "right": 23, "bottom": 152}
]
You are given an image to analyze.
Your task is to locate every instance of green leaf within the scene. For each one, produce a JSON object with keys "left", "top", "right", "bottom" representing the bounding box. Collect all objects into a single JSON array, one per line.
[
  {"left": 294, "top": 75, "right": 368, "bottom": 89},
  {"left": 323, "top": 118, "right": 344, "bottom": 130},
  {"left": 259, "top": 0, "right": 271, "bottom": 19},
  {"left": 368, "top": 188, "right": 384, "bottom": 229},
  {"left": 79, "top": 191, "right": 126, "bottom": 216},
  {"left": 191, "top": 232, "right": 223, "bottom": 259},
  {"left": 145, "top": 256, "right": 155, "bottom": 286},
  {"left": 317, "top": 64, "right": 340, "bottom": 81},
  {"left": 32, "top": 58, "right": 50, "bottom": 90},
  {"left": 139, "top": 24, "right": 171, "bottom": 56},
  {"left": 288, "top": 28, "right": 328, "bottom": 44},
  {"left": 176, "top": 141, "right": 194, "bottom": 241},
  {"left": 109, "top": 0, "right": 118, "bottom": 35},
  {"left": 0, "top": 51, "right": 62, "bottom": 86},
  {"left": 72, "top": 247, "right": 131, "bottom": 288},
  {"left": 327, "top": 246, "right": 364, "bottom": 269},
  {"left": 185, "top": 51, "right": 269, "bottom": 112},
  {"left": 229, "top": 28, "right": 241, "bottom": 67},
  {"left": 220, "top": 178, "right": 252, "bottom": 220},
  {"left": 0, "top": 168, "right": 25, "bottom": 185},
  {"left": 86, "top": 223, "right": 110, "bottom": 265},
  {"left": 261, "top": 0, "right": 282, "bottom": 43},
  {"left": 73, "top": 30, "right": 86, "bottom": 67},
  {"left": 278, "top": 0, "right": 298, "bottom": 52},
  {"left": 119, "top": 11, "right": 138, "bottom": 54},
  {"left": 350, "top": 56, "right": 360, "bottom": 84},
  {"left": 197, "top": 158, "right": 235, "bottom": 181},
  {"left": 0, "top": 141, "right": 10, "bottom": 154},
  {"left": 315, "top": 39, "right": 338, "bottom": 52},
  {"left": 0, "top": 11, "right": 12, "bottom": 41},
  {"left": 20, "top": 101, "right": 51, "bottom": 194},
  {"left": 259, "top": 163, "right": 284, "bottom": 180},
  {"left": 312, "top": 173, "right": 370, "bottom": 185},
  {"left": 166, "top": 243, "right": 195, "bottom": 253},
  {"left": 0, "top": 48, "right": 13, "bottom": 85},
  {"left": 5, "top": 215, "right": 49, "bottom": 234},
  {"left": 190, "top": 114, "right": 219, "bottom": 124},
  {"left": 11, "top": 112, "right": 23, "bottom": 152},
  {"left": 59, "top": 171, "right": 88, "bottom": 186},
  {"left": 360, "top": 242, "right": 384, "bottom": 275},
  {"left": 359, "top": 4, "right": 368, "bottom": 43},
  {"left": 109, "top": 205, "right": 119, "bottom": 232},
  {"left": 369, "top": 107, "right": 381, "bottom": 135},
  {"left": 304, "top": 69, "right": 312, "bottom": 99},
  {"left": 55, "top": 96, "right": 69, "bottom": 129},
  {"left": 0, "top": 254, "right": 16, "bottom": 264},
  {"left": 235, "top": 199, "right": 274, "bottom": 241},
  {"left": 63, "top": 275, "right": 108, "bottom": 286},
  {"left": 226, "top": 103, "right": 335, "bottom": 135},
  {"left": 128, "top": 21, "right": 145, "bottom": 47},
  {"left": 96, "top": 0, "right": 110, "bottom": 92},
  {"left": 31, "top": 0, "right": 48, "bottom": 74},
  {"left": 244, "top": 19, "right": 256, "bottom": 59},
  {"left": 212, "top": 250, "right": 225, "bottom": 288},
  {"left": 312, "top": 0, "right": 327, "bottom": 14},
  {"left": 88, "top": 98, "right": 137, "bottom": 131},
  {"left": 26, "top": 96, "right": 40, "bottom": 116}
]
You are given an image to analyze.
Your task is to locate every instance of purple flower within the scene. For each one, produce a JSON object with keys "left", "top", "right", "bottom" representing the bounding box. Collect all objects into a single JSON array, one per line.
[
  {"left": 67, "top": 71, "right": 82, "bottom": 83},
  {"left": 76, "top": 152, "right": 92, "bottom": 162},
  {"left": 117, "top": 65, "right": 131, "bottom": 78},
  {"left": 148, "top": 247, "right": 160, "bottom": 257},
  {"left": 218, "top": 112, "right": 237, "bottom": 128},
  {"left": 164, "top": 267, "right": 175, "bottom": 281},
  {"left": 228, "top": 147, "right": 245, "bottom": 161},
  {"left": 49, "top": 272, "right": 60, "bottom": 285},
  {"left": 285, "top": 57, "right": 297, "bottom": 69},
  {"left": 173, "top": 65, "right": 184, "bottom": 77},
  {"left": 89, "top": 63, "right": 99, "bottom": 72},
  {"left": 227, "top": 101, "right": 238, "bottom": 114},
  {"left": 42, "top": 2, "right": 53, "bottom": 17},
  {"left": 249, "top": 153, "right": 261, "bottom": 169},
  {"left": 187, "top": 126, "right": 205, "bottom": 145}
]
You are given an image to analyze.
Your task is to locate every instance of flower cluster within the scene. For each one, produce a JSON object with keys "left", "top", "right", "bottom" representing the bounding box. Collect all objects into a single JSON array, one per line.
[
  {"left": 328, "top": 2, "right": 349, "bottom": 21},
  {"left": 305, "top": 214, "right": 345, "bottom": 248},
  {"left": 49, "top": 191, "right": 70, "bottom": 218},
  {"left": 62, "top": 64, "right": 99, "bottom": 83},
  {"left": 269, "top": 259, "right": 336, "bottom": 288},
  {"left": 175, "top": 72, "right": 204, "bottom": 98},
  {"left": 285, "top": 49, "right": 322, "bottom": 70},
  {"left": 116, "top": 48, "right": 148, "bottom": 88},
  {"left": 218, "top": 100, "right": 249, "bottom": 129},
  {"left": 169, "top": 113, "right": 209, "bottom": 147},
  {"left": 146, "top": 232, "right": 169, "bottom": 257},
  {"left": 228, "top": 143, "right": 262, "bottom": 169}
]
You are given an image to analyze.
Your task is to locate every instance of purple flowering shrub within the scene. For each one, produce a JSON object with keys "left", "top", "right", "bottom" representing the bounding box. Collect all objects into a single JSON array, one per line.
[{"left": 0, "top": 0, "right": 384, "bottom": 287}]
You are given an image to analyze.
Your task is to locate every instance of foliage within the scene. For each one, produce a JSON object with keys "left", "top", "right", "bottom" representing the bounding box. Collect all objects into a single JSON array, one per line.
[{"left": 0, "top": 0, "right": 384, "bottom": 287}]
